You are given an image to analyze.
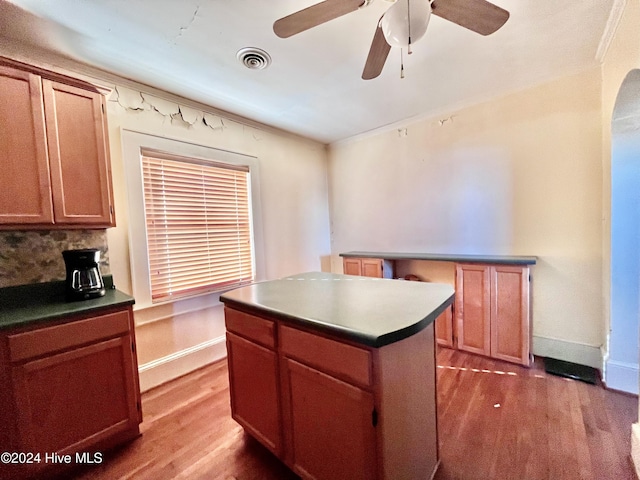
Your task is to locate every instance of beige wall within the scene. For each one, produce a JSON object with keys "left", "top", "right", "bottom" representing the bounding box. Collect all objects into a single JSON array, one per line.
[
  {"left": 329, "top": 67, "right": 604, "bottom": 366},
  {"left": 102, "top": 87, "right": 331, "bottom": 389},
  {"left": 599, "top": 0, "right": 640, "bottom": 474},
  {"left": 602, "top": 0, "right": 640, "bottom": 349}
]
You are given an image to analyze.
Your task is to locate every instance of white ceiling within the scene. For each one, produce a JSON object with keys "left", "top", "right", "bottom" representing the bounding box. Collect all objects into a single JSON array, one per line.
[{"left": 0, "top": 0, "right": 620, "bottom": 144}]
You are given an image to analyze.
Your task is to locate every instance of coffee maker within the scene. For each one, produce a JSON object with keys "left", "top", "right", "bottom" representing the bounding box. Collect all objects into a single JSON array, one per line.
[{"left": 62, "top": 249, "right": 106, "bottom": 301}]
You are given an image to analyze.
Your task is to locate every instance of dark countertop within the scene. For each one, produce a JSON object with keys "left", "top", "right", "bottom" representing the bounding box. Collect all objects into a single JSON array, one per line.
[
  {"left": 220, "top": 272, "right": 455, "bottom": 348},
  {"left": 340, "top": 251, "right": 537, "bottom": 265},
  {"left": 0, "top": 275, "right": 135, "bottom": 331}
]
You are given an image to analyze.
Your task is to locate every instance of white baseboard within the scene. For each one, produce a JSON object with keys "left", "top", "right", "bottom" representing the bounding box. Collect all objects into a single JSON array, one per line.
[
  {"left": 632, "top": 423, "right": 640, "bottom": 479},
  {"left": 138, "top": 336, "right": 227, "bottom": 392},
  {"left": 532, "top": 335, "right": 602, "bottom": 369},
  {"left": 604, "top": 359, "right": 639, "bottom": 394}
]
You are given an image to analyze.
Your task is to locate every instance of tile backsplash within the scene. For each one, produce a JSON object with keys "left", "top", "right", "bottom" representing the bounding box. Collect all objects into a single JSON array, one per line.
[{"left": 0, "top": 230, "right": 110, "bottom": 288}]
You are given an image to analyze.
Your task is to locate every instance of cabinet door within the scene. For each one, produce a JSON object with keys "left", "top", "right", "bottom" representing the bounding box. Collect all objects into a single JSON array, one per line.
[
  {"left": 435, "top": 305, "right": 454, "bottom": 348},
  {"left": 343, "top": 258, "right": 362, "bottom": 276},
  {"left": 43, "top": 79, "right": 114, "bottom": 226},
  {"left": 361, "top": 258, "right": 383, "bottom": 278},
  {"left": 490, "top": 266, "right": 530, "bottom": 366},
  {"left": 284, "top": 358, "right": 376, "bottom": 480},
  {"left": 11, "top": 335, "right": 139, "bottom": 455},
  {"left": 455, "top": 264, "right": 491, "bottom": 356},
  {"left": 226, "top": 331, "right": 281, "bottom": 456},
  {"left": 0, "top": 66, "right": 54, "bottom": 225}
]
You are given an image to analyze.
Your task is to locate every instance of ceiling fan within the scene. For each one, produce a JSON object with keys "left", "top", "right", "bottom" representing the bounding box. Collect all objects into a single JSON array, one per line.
[{"left": 273, "top": 0, "right": 509, "bottom": 80}]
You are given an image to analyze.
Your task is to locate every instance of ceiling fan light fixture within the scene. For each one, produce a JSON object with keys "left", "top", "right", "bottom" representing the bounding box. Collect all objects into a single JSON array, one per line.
[{"left": 381, "top": 0, "right": 431, "bottom": 48}]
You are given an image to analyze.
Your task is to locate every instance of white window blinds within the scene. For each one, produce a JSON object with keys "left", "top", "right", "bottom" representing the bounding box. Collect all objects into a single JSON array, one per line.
[{"left": 141, "top": 149, "right": 254, "bottom": 302}]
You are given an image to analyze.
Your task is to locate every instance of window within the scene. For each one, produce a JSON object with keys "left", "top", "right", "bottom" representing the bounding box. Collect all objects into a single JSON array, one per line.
[
  {"left": 141, "top": 148, "right": 255, "bottom": 302},
  {"left": 122, "top": 130, "right": 264, "bottom": 309}
]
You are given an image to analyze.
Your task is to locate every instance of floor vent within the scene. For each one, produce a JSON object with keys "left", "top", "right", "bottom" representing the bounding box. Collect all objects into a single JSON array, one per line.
[{"left": 543, "top": 357, "right": 598, "bottom": 384}]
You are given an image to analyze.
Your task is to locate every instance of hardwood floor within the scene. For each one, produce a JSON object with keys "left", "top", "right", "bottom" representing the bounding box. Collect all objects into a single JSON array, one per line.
[
  {"left": 69, "top": 348, "right": 638, "bottom": 480},
  {"left": 434, "top": 348, "right": 637, "bottom": 480}
]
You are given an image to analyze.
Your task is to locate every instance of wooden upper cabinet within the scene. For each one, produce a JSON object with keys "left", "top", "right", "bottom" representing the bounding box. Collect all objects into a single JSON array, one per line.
[
  {"left": 43, "top": 79, "right": 113, "bottom": 226},
  {"left": 0, "top": 65, "right": 54, "bottom": 224},
  {"left": 0, "top": 62, "right": 114, "bottom": 229}
]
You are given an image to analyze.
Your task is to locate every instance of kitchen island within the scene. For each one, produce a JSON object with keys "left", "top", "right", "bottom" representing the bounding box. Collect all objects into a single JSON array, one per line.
[{"left": 220, "top": 272, "right": 454, "bottom": 480}]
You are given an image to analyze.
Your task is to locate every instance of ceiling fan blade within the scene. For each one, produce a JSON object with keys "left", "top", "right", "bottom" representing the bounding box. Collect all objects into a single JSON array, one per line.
[
  {"left": 432, "top": 0, "right": 509, "bottom": 36},
  {"left": 362, "top": 20, "right": 391, "bottom": 80},
  {"left": 274, "top": 0, "right": 364, "bottom": 38}
]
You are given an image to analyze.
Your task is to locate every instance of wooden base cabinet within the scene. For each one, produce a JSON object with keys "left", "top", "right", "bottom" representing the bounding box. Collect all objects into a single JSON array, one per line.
[
  {"left": 224, "top": 306, "right": 439, "bottom": 480},
  {"left": 0, "top": 307, "right": 141, "bottom": 480},
  {"left": 283, "top": 358, "right": 376, "bottom": 480},
  {"left": 343, "top": 257, "right": 394, "bottom": 278},
  {"left": 435, "top": 305, "right": 454, "bottom": 348},
  {"left": 455, "top": 264, "right": 531, "bottom": 366},
  {"left": 340, "top": 253, "right": 534, "bottom": 366},
  {"left": 226, "top": 330, "right": 281, "bottom": 456}
]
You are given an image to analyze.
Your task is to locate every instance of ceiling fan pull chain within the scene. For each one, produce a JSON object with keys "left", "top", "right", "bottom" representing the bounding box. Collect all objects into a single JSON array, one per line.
[
  {"left": 407, "top": 0, "right": 413, "bottom": 54},
  {"left": 400, "top": 48, "right": 405, "bottom": 79}
]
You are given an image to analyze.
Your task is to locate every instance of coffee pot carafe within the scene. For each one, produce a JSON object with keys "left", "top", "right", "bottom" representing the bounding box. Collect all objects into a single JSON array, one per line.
[{"left": 62, "top": 249, "right": 106, "bottom": 301}]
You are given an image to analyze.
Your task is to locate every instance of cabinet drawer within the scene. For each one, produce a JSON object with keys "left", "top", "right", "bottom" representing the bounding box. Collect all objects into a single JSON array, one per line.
[
  {"left": 225, "top": 308, "right": 275, "bottom": 349},
  {"left": 7, "top": 309, "right": 131, "bottom": 362},
  {"left": 280, "top": 325, "right": 372, "bottom": 388}
]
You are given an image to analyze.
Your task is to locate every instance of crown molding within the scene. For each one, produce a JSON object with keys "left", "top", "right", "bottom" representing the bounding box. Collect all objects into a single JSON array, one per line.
[{"left": 596, "top": 0, "right": 628, "bottom": 63}]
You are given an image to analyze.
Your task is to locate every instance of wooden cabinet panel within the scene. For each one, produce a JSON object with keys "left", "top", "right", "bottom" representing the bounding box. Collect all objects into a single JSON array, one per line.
[
  {"left": 455, "top": 264, "right": 491, "bottom": 356},
  {"left": 12, "top": 335, "right": 139, "bottom": 454},
  {"left": 491, "top": 266, "right": 530, "bottom": 365},
  {"left": 284, "top": 358, "right": 376, "bottom": 480},
  {"left": 280, "top": 324, "right": 372, "bottom": 388},
  {"left": 343, "top": 258, "right": 362, "bottom": 276},
  {"left": 224, "top": 307, "right": 275, "bottom": 348},
  {"left": 43, "top": 79, "right": 114, "bottom": 226},
  {"left": 0, "top": 65, "right": 53, "bottom": 224},
  {"left": 376, "top": 323, "right": 438, "bottom": 479},
  {"left": 435, "top": 305, "right": 454, "bottom": 348},
  {"left": 362, "top": 258, "right": 383, "bottom": 278},
  {"left": 7, "top": 309, "right": 130, "bottom": 362},
  {"left": 226, "top": 331, "right": 281, "bottom": 455}
]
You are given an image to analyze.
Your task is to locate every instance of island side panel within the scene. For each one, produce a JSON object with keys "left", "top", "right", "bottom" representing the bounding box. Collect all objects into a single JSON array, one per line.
[{"left": 374, "top": 322, "right": 439, "bottom": 479}]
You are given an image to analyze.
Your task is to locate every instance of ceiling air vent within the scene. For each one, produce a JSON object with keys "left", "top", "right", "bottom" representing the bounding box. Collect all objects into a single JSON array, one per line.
[{"left": 237, "top": 47, "right": 272, "bottom": 70}]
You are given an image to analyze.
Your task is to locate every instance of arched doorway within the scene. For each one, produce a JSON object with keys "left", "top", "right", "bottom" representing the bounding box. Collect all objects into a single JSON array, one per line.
[{"left": 608, "top": 69, "right": 640, "bottom": 393}]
